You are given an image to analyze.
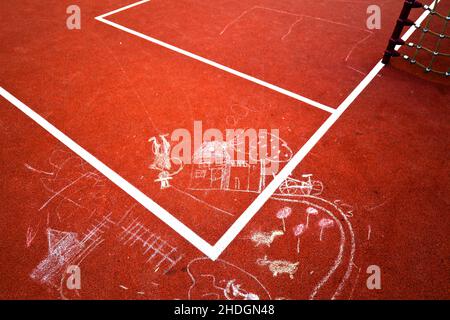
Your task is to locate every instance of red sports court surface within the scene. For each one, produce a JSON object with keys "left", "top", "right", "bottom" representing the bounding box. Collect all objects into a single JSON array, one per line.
[{"left": 0, "top": 0, "right": 448, "bottom": 299}]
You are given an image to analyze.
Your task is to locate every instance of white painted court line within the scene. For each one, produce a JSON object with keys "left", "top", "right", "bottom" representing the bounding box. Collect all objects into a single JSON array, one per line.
[
  {"left": 94, "top": 0, "right": 336, "bottom": 114},
  {"left": 0, "top": 0, "right": 435, "bottom": 261},
  {"left": 0, "top": 86, "right": 216, "bottom": 259},
  {"left": 96, "top": 0, "right": 150, "bottom": 19}
]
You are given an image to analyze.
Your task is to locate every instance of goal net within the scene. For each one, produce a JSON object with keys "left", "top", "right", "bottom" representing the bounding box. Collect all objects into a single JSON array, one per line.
[{"left": 382, "top": 0, "right": 449, "bottom": 77}]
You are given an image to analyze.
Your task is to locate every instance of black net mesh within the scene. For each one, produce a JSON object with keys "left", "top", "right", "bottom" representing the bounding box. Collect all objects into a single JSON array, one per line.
[{"left": 383, "top": 0, "right": 449, "bottom": 77}]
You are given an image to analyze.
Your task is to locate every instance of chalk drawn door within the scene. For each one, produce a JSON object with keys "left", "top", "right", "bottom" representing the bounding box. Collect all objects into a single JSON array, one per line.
[
  {"left": 210, "top": 168, "right": 223, "bottom": 189},
  {"left": 210, "top": 166, "right": 231, "bottom": 190}
]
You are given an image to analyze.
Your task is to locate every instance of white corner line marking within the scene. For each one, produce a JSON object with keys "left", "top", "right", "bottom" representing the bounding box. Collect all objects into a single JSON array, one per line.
[
  {"left": 210, "top": 60, "right": 385, "bottom": 259},
  {"left": 96, "top": 0, "right": 151, "bottom": 19},
  {"left": 94, "top": 0, "right": 336, "bottom": 114},
  {"left": 0, "top": 86, "right": 216, "bottom": 259}
]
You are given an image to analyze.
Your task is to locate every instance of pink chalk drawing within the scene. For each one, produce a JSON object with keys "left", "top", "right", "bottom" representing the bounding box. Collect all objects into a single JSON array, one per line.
[
  {"left": 318, "top": 218, "right": 335, "bottom": 241},
  {"left": 276, "top": 206, "right": 292, "bottom": 232},
  {"left": 293, "top": 224, "right": 306, "bottom": 254},
  {"left": 305, "top": 206, "right": 319, "bottom": 228}
]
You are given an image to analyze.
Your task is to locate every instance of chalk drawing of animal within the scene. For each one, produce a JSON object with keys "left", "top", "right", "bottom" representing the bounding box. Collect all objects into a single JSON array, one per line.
[
  {"left": 250, "top": 230, "right": 284, "bottom": 247},
  {"left": 256, "top": 256, "right": 299, "bottom": 279}
]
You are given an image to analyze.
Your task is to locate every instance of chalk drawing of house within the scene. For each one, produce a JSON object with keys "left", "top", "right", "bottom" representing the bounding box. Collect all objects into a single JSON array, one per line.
[
  {"left": 189, "top": 141, "right": 265, "bottom": 192},
  {"left": 30, "top": 229, "right": 83, "bottom": 286}
]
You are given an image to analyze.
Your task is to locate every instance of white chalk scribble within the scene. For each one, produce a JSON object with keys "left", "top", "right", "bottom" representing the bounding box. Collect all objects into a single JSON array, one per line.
[
  {"left": 119, "top": 219, "right": 183, "bottom": 274},
  {"left": 249, "top": 230, "right": 284, "bottom": 247},
  {"left": 187, "top": 257, "right": 271, "bottom": 300},
  {"left": 149, "top": 134, "right": 183, "bottom": 189},
  {"left": 256, "top": 256, "right": 299, "bottom": 279}
]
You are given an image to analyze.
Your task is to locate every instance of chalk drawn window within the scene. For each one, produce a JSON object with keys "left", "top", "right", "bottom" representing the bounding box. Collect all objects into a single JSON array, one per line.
[
  {"left": 195, "top": 169, "right": 207, "bottom": 179},
  {"left": 234, "top": 177, "right": 240, "bottom": 189}
]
